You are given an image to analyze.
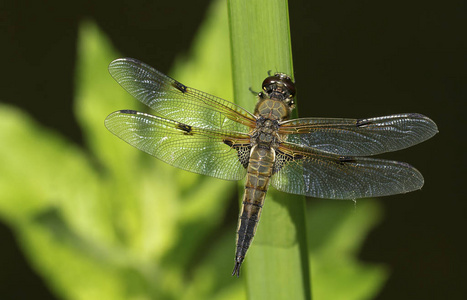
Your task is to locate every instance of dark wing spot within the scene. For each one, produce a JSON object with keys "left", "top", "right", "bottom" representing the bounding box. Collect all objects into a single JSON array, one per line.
[
  {"left": 224, "top": 139, "right": 251, "bottom": 168},
  {"left": 293, "top": 154, "right": 304, "bottom": 160},
  {"left": 338, "top": 156, "right": 355, "bottom": 164},
  {"left": 356, "top": 118, "right": 371, "bottom": 127},
  {"left": 273, "top": 150, "right": 303, "bottom": 174},
  {"left": 172, "top": 81, "right": 188, "bottom": 93},
  {"left": 120, "top": 109, "right": 138, "bottom": 114},
  {"left": 223, "top": 139, "right": 234, "bottom": 147},
  {"left": 236, "top": 146, "right": 251, "bottom": 168},
  {"left": 176, "top": 123, "right": 192, "bottom": 134}
]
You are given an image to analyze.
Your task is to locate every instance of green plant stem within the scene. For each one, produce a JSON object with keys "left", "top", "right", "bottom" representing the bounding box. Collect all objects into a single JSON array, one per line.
[{"left": 228, "top": 0, "right": 311, "bottom": 299}]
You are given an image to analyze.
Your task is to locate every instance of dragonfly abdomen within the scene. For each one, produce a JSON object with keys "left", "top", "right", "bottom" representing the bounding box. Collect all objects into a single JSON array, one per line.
[{"left": 232, "top": 147, "right": 275, "bottom": 277}]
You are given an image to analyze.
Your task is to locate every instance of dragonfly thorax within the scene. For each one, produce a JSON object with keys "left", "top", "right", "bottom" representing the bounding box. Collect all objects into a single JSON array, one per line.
[
  {"left": 252, "top": 117, "right": 281, "bottom": 149},
  {"left": 254, "top": 98, "right": 291, "bottom": 121}
]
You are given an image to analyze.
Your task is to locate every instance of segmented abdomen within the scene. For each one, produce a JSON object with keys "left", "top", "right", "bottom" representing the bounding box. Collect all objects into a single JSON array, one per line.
[{"left": 232, "top": 146, "right": 275, "bottom": 276}]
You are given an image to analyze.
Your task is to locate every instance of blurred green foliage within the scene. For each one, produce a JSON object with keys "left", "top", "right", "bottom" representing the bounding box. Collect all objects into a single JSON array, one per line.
[{"left": 0, "top": 0, "right": 388, "bottom": 299}]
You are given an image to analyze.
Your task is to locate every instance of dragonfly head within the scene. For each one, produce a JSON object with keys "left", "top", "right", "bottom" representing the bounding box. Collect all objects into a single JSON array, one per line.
[{"left": 261, "top": 73, "right": 296, "bottom": 108}]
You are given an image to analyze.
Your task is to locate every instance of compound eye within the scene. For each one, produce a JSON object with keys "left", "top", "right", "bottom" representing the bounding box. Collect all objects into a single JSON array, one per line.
[
  {"left": 281, "top": 77, "right": 296, "bottom": 98},
  {"left": 262, "top": 73, "right": 296, "bottom": 98},
  {"left": 262, "top": 76, "right": 278, "bottom": 90}
]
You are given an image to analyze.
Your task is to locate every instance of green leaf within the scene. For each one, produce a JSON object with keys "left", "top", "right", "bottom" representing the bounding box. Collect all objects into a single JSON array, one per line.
[{"left": 228, "top": 0, "right": 311, "bottom": 299}]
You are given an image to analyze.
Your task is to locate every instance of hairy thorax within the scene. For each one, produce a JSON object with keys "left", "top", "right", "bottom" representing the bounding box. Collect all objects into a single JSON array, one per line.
[{"left": 252, "top": 99, "right": 289, "bottom": 149}]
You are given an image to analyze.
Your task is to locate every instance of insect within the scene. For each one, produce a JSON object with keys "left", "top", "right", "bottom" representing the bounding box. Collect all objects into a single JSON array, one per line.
[{"left": 105, "top": 58, "right": 438, "bottom": 277}]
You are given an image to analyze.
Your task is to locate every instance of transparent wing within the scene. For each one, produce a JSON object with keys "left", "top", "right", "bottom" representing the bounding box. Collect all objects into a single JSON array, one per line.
[
  {"left": 271, "top": 143, "right": 424, "bottom": 199},
  {"left": 108, "top": 58, "right": 256, "bottom": 133},
  {"left": 279, "top": 113, "right": 438, "bottom": 156},
  {"left": 105, "top": 110, "right": 250, "bottom": 180}
]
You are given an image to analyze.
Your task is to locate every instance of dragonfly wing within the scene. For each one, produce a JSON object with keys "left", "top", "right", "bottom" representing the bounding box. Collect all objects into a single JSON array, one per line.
[
  {"left": 108, "top": 58, "right": 256, "bottom": 133},
  {"left": 280, "top": 113, "right": 438, "bottom": 156},
  {"left": 271, "top": 143, "right": 424, "bottom": 199},
  {"left": 105, "top": 110, "right": 250, "bottom": 180}
]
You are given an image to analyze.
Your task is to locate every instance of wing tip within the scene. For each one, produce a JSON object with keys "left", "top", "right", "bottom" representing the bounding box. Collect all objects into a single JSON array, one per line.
[{"left": 405, "top": 113, "right": 439, "bottom": 137}]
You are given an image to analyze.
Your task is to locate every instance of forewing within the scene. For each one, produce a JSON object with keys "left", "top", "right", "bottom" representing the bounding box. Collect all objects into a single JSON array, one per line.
[
  {"left": 280, "top": 113, "right": 438, "bottom": 156},
  {"left": 105, "top": 110, "right": 250, "bottom": 180},
  {"left": 108, "top": 58, "right": 255, "bottom": 133},
  {"left": 271, "top": 144, "right": 424, "bottom": 199}
]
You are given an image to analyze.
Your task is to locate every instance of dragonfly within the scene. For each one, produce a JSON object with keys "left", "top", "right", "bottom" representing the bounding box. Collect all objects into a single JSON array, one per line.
[{"left": 105, "top": 58, "right": 438, "bottom": 277}]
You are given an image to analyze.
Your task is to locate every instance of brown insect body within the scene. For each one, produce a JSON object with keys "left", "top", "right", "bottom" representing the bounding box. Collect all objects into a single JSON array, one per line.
[{"left": 232, "top": 73, "right": 296, "bottom": 277}]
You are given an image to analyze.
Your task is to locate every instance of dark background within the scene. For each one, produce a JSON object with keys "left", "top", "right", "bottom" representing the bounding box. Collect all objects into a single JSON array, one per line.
[{"left": 1, "top": 0, "right": 465, "bottom": 299}]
